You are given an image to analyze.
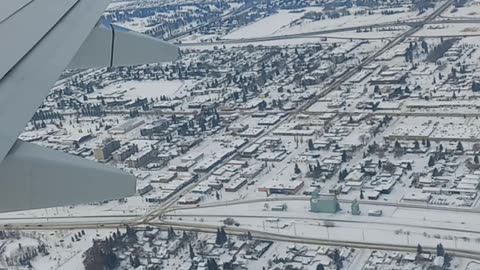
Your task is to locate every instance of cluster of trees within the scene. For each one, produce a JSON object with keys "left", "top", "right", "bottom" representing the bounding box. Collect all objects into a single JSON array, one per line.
[
  {"left": 414, "top": 0, "right": 435, "bottom": 12},
  {"left": 80, "top": 104, "right": 105, "bottom": 117},
  {"left": 380, "top": 9, "right": 403, "bottom": 15},
  {"left": 206, "top": 258, "right": 220, "bottom": 270},
  {"left": 83, "top": 226, "right": 137, "bottom": 270},
  {"left": 129, "top": 109, "right": 141, "bottom": 118},
  {"left": 32, "top": 110, "right": 64, "bottom": 122},
  {"left": 129, "top": 254, "right": 141, "bottom": 268},
  {"left": 454, "top": 0, "right": 468, "bottom": 7},
  {"left": 338, "top": 168, "right": 349, "bottom": 181},
  {"left": 416, "top": 243, "right": 451, "bottom": 265},
  {"left": 330, "top": 248, "right": 344, "bottom": 269},
  {"left": 71, "top": 230, "right": 86, "bottom": 242},
  {"left": 308, "top": 160, "right": 323, "bottom": 178},
  {"left": 426, "top": 39, "right": 457, "bottom": 63}
]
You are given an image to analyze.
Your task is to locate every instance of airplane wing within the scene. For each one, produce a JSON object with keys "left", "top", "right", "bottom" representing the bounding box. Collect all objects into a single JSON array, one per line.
[{"left": 0, "top": 0, "right": 180, "bottom": 212}]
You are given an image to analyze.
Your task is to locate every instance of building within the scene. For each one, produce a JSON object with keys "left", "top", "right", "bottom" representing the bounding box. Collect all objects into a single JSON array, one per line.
[
  {"left": 137, "top": 183, "right": 153, "bottom": 196},
  {"left": 93, "top": 139, "right": 121, "bottom": 161},
  {"left": 310, "top": 189, "right": 340, "bottom": 214},
  {"left": 112, "top": 143, "right": 138, "bottom": 162},
  {"left": 109, "top": 119, "right": 145, "bottom": 134},
  {"left": 225, "top": 179, "right": 248, "bottom": 192},
  {"left": 140, "top": 119, "right": 170, "bottom": 136},
  {"left": 259, "top": 180, "right": 304, "bottom": 195},
  {"left": 126, "top": 147, "right": 158, "bottom": 168}
]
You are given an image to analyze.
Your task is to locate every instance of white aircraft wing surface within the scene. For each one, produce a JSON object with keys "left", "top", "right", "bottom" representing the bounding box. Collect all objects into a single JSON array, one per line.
[{"left": 0, "top": 0, "right": 180, "bottom": 212}]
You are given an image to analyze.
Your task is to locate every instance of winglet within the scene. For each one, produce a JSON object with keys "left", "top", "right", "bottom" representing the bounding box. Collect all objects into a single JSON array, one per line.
[{"left": 67, "top": 22, "right": 180, "bottom": 69}]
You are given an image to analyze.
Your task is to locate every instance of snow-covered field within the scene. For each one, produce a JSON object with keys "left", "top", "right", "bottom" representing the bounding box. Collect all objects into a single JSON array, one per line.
[
  {"left": 415, "top": 23, "right": 480, "bottom": 37},
  {"left": 224, "top": 6, "right": 433, "bottom": 40},
  {"left": 441, "top": 2, "right": 480, "bottom": 19},
  {"left": 224, "top": 8, "right": 323, "bottom": 39},
  {"left": 91, "top": 80, "right": 193, "bottom": 100}
]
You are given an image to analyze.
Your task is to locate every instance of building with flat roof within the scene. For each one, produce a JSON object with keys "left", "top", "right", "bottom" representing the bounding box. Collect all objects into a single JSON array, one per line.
[
  {"left": 112, "top": 143, "right": 138, "bottom": 162},
  {"left": 310, "top": 189, "right": 340, "bottom": 213},
  {"left": 126, "top": 147, "right": 158, "bottom": 168},
  {"left": 109, "top": 119, "right": 145, "bottom": 134},
  {"left": 93, "top": 139, "right": 121, "bottom": 161}
]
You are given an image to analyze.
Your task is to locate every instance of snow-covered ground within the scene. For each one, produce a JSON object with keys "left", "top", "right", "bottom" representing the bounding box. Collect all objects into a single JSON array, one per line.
[
  {"left": 224, "top": 6, "right": 434, "bottom": 40},
  {"left": 223, "top": 8, "right": 323, "bottom": 39},
  {"left": 415, "top": 23, "right": 480, "bottom": 37},
  {"left": 90, "top": 80, "right": 193, "bottom": 100}
]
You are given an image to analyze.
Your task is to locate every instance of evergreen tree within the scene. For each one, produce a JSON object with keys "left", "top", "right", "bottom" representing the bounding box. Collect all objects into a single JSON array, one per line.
[
  {"left": 456, "top": 141, "right": 464, "bottom": 152},
  {"left": 428, "top": 155, "right": 435, "bottom": 167},
  {"left": 436, "top": 243, "right": 445, "bottom": 257},
  {"left": 394, "top": 140, "right": 401, "bottom": 149},
  {"left": 308, "top": 139, "right": 315, "bottom": 151},
  {"left": 133, "top": 255, "right": 141, "bottom": 268},
  {"left": 220, "top": 227, "right": 228, "bottom": 244},
  {"left": 208, "top": 258, "right": 219, "bottom": 270},
  {"left": 294, "top": 163, "right": 301, "bottom": 174},
  {"left": 189, "top": 244, "right": 195, "bottom": 260},
  {"left": 167, "top": 227, "right": 176, "bottom": 240},
  {"left": 332, "top": 249, "right": 342, "bottom": 269},
  {"left": 341, "top": 150, "right": 348, "bottom": 162},
  {"left": 413, "top": 140, "right": 420, "bottom": 149},
  {"left": 417, "top": 243, "right": 423, "bottom": 256},
  {"left": 406, "top": 162, "right": 412, "bottom": 170}
]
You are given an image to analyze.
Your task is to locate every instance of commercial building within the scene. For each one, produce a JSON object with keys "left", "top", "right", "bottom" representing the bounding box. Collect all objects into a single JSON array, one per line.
[
  {"left": 126, "top": 147, "right": 158, "bottom": 168},
  {"left": 112, "top": 143, "right": 138, "bottom": 162},
  {"left": 109, "top": 119, "right": 145, "bottom": 134},
  {"left": 93, "top": 139, "right": 121, "bottom": 161},
  {"left": 140, "top": 119, "right": 170, "bottom": 136},
  {"left": 310, "top": 189, "right": 340, "bottom": 214},
  {"left": 259, "top": 180, "right": 304, "bottom": 195}
]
